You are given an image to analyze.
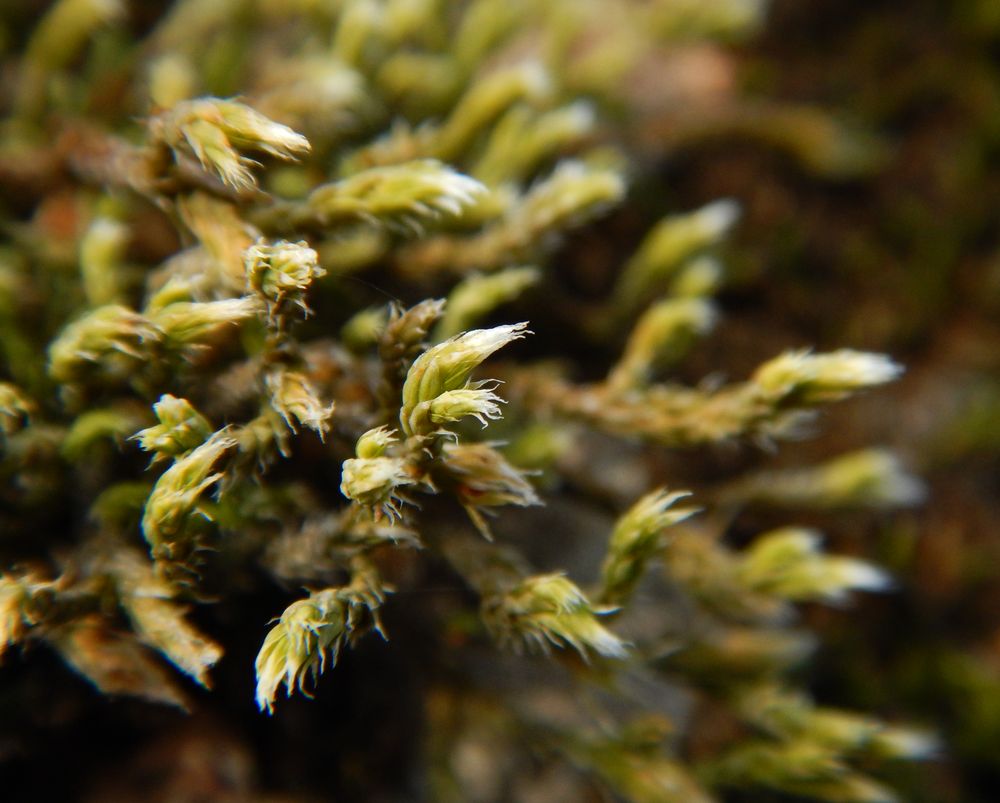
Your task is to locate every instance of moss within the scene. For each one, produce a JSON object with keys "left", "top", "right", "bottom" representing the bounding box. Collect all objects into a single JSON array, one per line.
[{"left": 0, "top": 1, "right": 940, "bottom": 800}]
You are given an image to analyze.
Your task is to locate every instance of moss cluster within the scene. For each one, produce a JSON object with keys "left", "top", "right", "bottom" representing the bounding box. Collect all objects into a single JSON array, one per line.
[{"left": 0, "top": 1, "right": 942, "bottom": 800}]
